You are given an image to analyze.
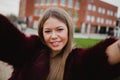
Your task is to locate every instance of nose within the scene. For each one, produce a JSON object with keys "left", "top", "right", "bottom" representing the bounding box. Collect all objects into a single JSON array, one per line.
[{"left": 50, "top": 32, "right": 58, "bottom": 39}]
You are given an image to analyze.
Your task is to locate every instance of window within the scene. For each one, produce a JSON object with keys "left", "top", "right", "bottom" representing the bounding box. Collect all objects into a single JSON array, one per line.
[
  {"left": 74, "top": 11, "right": 79, "bottom": 21},
  {"left": 92, "top": 5, "right": 96, "bottom": 11},
  {"left": 39, "top": 9, "right": 44, "bottom": 16},
  {"left": 60, "top": 0, "right": 66, "bottom": 6},
  {"left": 91, "top": 16, "right": 95, "bottom": 22},
  {"left": 114, "top": 12, "right": 117, "bottom": 17},
  {"left": 88, "top": 4, "right": 92, "bottom": 11},
  {"left": 101, "top": 18, "right": 104, "bottom": 24},
  {"left": 86, "top": 15, "right": 91, "bottom": 21},
  {"left": 40, "top": 0, "right": 45, "bottom": 6},
  {"left": 98, "top": 7, "right": 102, "bottom": 13},
  {"left": 107, "top": 10, "right": 113, "bottom": 16},
  {"left": 102, "top": 8, "right": 105, "bottom": 14},
  {"left": 106, "top": 19, "right": 109, "bottom": 24},
  {"left": 33, "top": 21, "right": 39, "bottom": 29},
  {"left": 97, "top": 17, "right": 100, "bottom": 23},
  {"left": 110, "top": 11, "right": 113, "bottom": 16},
  {"left": 52, "top": 0, "right": 57, "bottom": 5},
  {"left": 35, "top": 0, "right": 40, "bottom": 6},
  {"left": 68, "top": 0, "right": 73, "bottom": 8},
  {"left": 75, "top": 0, "right": 80, "bottom": 10},
  {"left": 109, "top": 20, "right": 112, "bottom": 25},
  {"left": 88, "top": 4, "right": 96, "bottom": 11},
  {"left": 35, "top": 0, "right": 39, "bottom": 4},
  {"left": 46, "top": 0, "right": 50, "bottom": 5},
  {"left": 107, "top": 10, "right": 109, "bottom": 15},
  {"left": 34, "top": 8, "right": 40, "bottom": 16}
]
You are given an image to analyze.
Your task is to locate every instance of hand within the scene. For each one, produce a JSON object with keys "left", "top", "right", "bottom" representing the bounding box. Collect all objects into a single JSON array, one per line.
[
  {"left": 0, "top": 61, "right": 13, "bottom": 80},
  {"left": 106, "top": 39, "right": 120, "bottom": 65}
]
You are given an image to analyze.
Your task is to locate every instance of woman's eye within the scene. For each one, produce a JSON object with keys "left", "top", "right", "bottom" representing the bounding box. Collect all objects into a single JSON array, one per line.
[
  {"left": 57, "top": 29, "right": 64, "bottom": 32},
  {"left": 44, "top": 30, "right": 51, "bottom": 33}
]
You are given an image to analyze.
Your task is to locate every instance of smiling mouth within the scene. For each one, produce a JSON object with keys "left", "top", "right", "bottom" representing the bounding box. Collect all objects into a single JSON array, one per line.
[{"left": 50, "top": 41, "right": 61, "bottom": 47}]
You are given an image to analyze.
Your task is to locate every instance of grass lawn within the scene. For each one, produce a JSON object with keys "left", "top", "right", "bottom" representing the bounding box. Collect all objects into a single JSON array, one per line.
[{"left": 73, "top": 38, "right": 103, "bottom": 48}]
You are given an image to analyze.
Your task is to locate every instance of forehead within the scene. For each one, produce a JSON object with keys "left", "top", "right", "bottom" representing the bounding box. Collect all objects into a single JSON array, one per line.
[{"left": 43, "top": 17, "right": 67, "bottom": 29}]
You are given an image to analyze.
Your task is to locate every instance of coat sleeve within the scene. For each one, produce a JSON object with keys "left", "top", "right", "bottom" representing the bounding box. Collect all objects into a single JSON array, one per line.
[
  {"left": 0, "top": 14, "right": 42, "bottom": 68},
  {"left": 86, "top": 37, "right": 120, "bottom": 80},
  {"left": 72, "top": 37, "right": 120, "bottom": 80}
]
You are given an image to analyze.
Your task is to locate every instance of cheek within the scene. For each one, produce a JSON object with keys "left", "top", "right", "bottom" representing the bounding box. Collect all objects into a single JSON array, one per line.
[
  {"left": 43, "top": 34, "right": 49, "bottom": 43},
  {"left": 62, "top": 31, "right": 68, "bottom": 43}
]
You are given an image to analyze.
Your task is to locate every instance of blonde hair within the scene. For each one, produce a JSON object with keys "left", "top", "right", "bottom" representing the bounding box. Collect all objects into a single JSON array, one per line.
[{"left": 38, "top": 7, "right": 73, "bottom": 80}]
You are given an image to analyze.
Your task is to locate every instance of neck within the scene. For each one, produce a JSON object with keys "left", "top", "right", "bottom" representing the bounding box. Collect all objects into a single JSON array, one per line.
[{"left": 50, "top": 51, "right": 61, "bottom": 58}]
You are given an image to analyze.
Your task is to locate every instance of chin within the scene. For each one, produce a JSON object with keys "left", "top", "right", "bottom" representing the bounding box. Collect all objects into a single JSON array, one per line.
[
  {"left": 52, "top": 49, "right": 61, "bottom": 52},
  {"left": 52, "top": 48, "right": 62, "bottom": 52}
]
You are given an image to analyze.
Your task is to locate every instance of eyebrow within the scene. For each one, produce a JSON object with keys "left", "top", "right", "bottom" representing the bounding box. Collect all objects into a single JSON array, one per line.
[{"left": 44, "top": 26, "right": 64, "bottom": 29}]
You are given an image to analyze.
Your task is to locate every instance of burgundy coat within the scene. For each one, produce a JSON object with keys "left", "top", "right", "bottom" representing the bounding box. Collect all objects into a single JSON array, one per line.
[{"left": 0, "top": 14, "right": 120, "bottom": 80}]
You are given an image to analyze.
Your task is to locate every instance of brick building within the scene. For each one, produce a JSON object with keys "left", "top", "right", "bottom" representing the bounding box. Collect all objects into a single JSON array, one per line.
[{"left": 19, "top": 0, "right": 118, "bottom": 34}]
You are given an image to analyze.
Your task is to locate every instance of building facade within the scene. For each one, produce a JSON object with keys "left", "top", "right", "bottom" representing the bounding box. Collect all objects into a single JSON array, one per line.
[{"left": 19, "top": 0, "right": 118, "bottom": 34}]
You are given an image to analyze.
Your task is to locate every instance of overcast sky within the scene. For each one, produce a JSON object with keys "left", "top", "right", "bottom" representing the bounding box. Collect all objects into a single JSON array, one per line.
[
  {"left": 0, "top": 0, "right": 120, "bottom": 17},
  {"left": 0, "top": 0, "right": 20, "bottom": 16}
]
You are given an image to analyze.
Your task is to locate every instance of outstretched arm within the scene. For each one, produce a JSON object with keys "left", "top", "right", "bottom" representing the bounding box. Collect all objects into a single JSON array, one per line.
[
  {"left": 96, "top": 37, "right": 120, "bottom": 79},
  {"left": 0, "top": 14, "right": 43, "bottom": 68},
  {"left": 0, "top": 14, "right": 39, "bottom": 67},
  {"left": 76, "top": 37, "right": 120, "bottom": 80}
]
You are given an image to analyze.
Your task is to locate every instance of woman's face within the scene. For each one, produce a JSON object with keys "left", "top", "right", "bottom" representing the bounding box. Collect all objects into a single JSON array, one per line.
[{"left": 43, "top": 17, "right": 68, "bottom": 55}]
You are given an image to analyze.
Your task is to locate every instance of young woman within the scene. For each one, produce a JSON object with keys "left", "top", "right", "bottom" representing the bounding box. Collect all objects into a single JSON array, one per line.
[{"left": 0, "top": 7, "right": 120, "bottom": 80}]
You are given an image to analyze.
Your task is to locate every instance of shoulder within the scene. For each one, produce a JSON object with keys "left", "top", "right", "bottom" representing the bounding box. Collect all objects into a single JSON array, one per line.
[{"left": 67, "top": 48, "right": 86, "bottom": 63}]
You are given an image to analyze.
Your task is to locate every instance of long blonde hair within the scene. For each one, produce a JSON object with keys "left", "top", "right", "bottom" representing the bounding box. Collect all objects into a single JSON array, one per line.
[{"left": 38, "top": 7, "right": 73, "bottom": 80}]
